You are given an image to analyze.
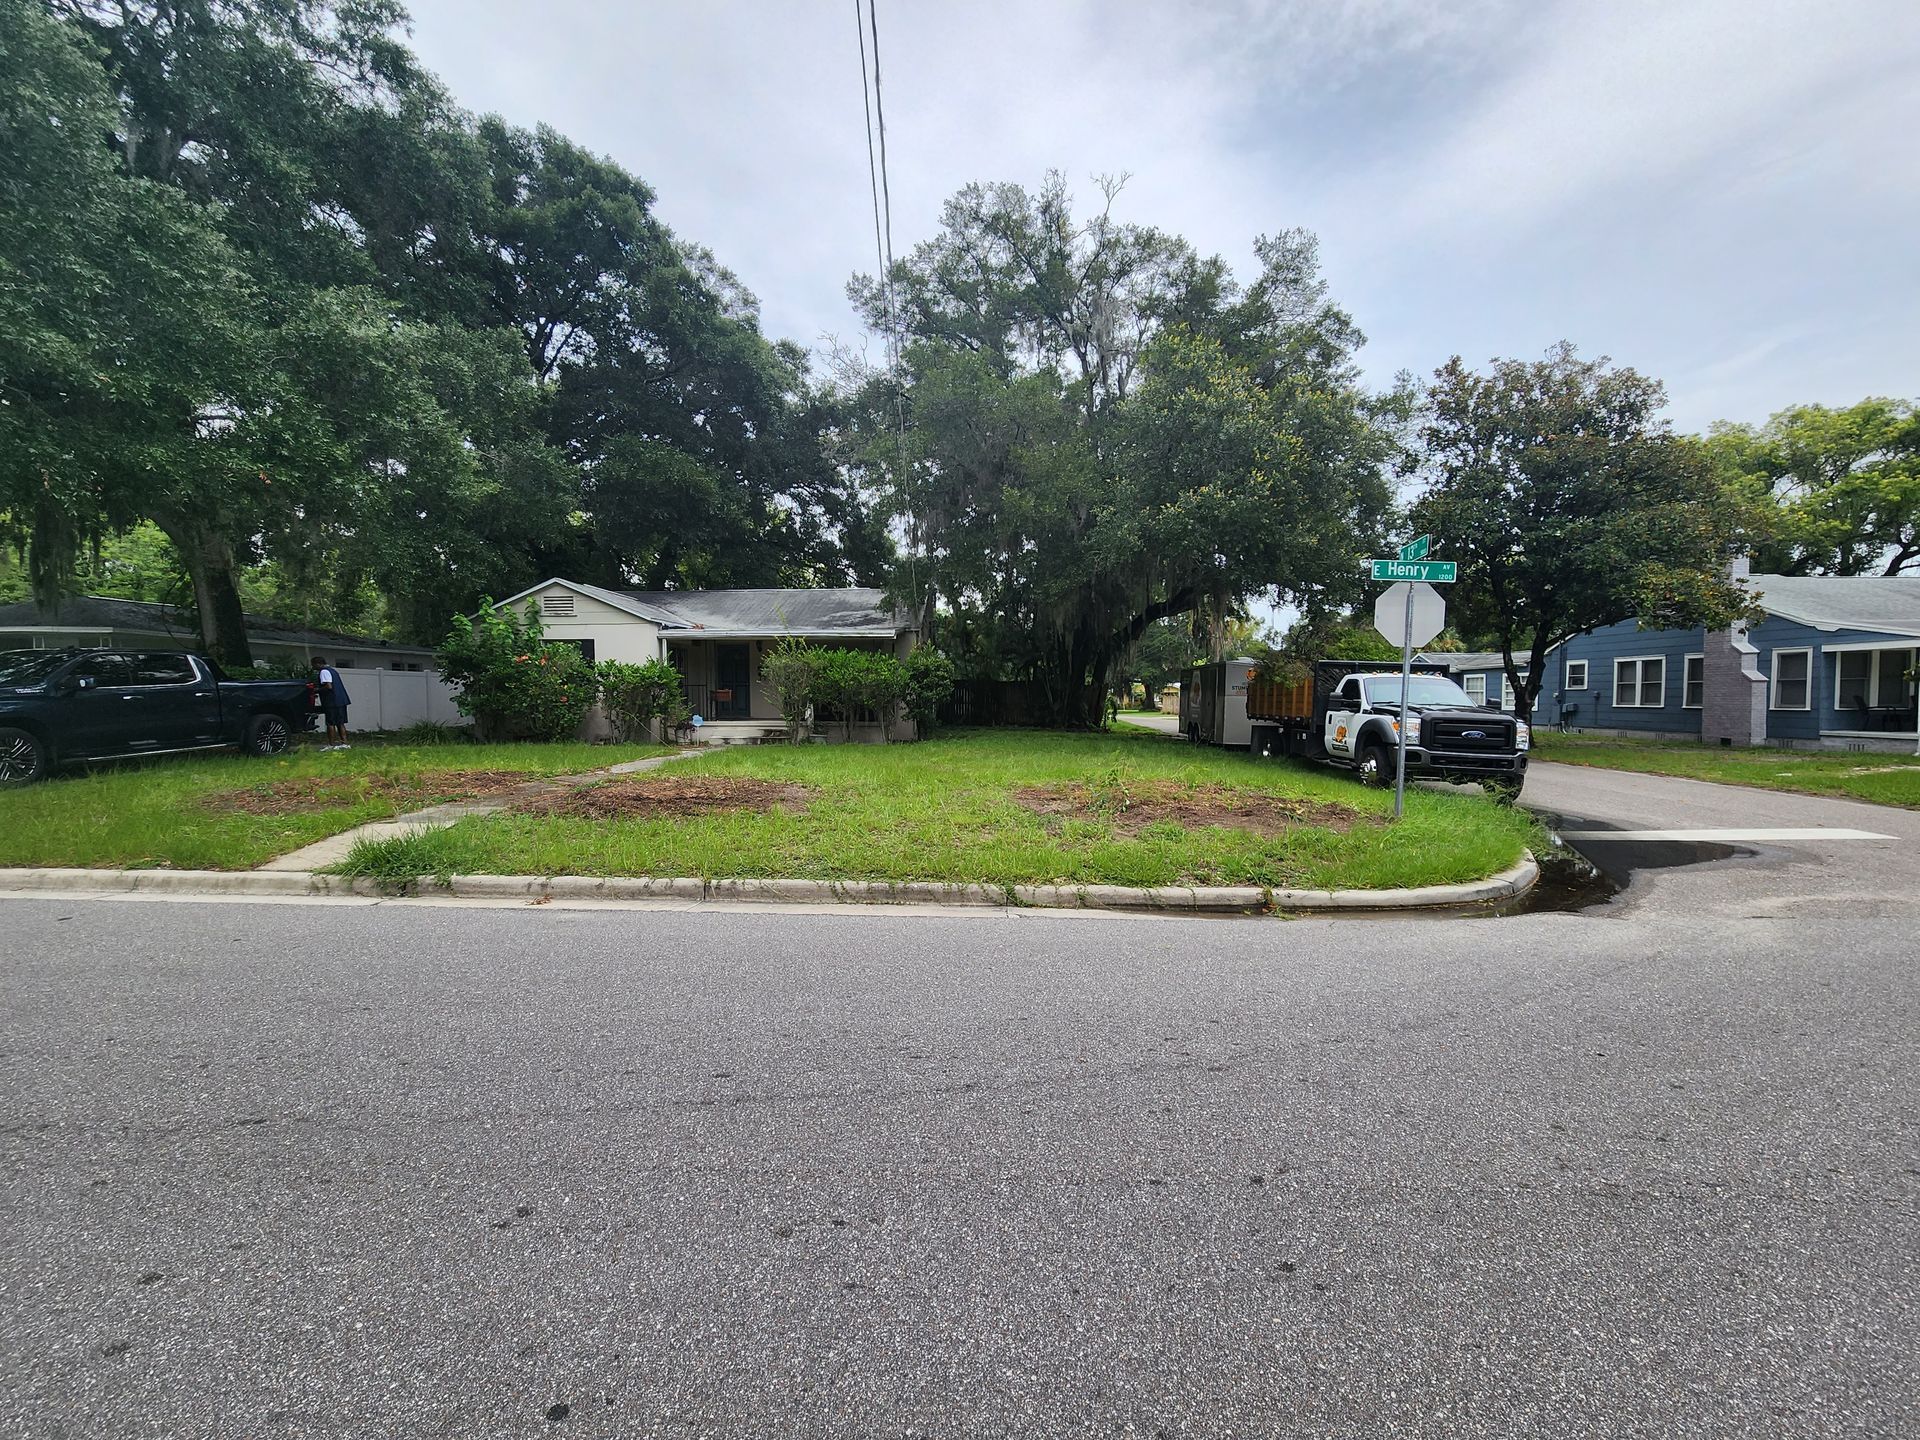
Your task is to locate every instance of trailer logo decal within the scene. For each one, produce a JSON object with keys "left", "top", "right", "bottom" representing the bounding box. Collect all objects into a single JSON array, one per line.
[{"left": 1334, "top": 725, "right": 1347, "bottom": 742}]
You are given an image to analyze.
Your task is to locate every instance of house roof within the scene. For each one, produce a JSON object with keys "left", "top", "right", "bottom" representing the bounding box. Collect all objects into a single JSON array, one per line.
[
  {"left": 505, "top": 579, "right": 912, "bottom": 637},
  {"left": 0, "top": 594, "right": 432, "bottom": 653},
  {"left": 1423, "top": 651, "right": 1510, "bottom": 673},
  {"left": 625, "top": 587, "right": 910, "bottom": 637},
  {"left": 1749, "top": 573, "right": 1920, "bottom": 636}
]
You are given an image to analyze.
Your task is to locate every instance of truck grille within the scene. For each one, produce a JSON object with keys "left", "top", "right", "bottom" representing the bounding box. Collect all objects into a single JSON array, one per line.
[{"left": 1425, "top": 715, "right": 1515, "bottom": 752}]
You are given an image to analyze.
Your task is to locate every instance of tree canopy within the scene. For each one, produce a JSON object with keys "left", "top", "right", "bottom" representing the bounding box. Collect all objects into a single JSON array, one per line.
[
  {"left": 845, "top": 175, "right": 1401, "bottom": 725},
  {"left": 1706, "top": 399, "right": 1920, "bottom": 578},
  {"left": 4, "top": 0, "right": 883, "bottom": 664},
  {"left": 1410, "top": 344, "right": 1753, "bottom": 716}
]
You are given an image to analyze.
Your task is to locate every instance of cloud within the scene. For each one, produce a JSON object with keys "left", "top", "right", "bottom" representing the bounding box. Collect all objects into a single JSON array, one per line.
[{"left": 401, "top": 0, "right": 1920, "bottom": 429}]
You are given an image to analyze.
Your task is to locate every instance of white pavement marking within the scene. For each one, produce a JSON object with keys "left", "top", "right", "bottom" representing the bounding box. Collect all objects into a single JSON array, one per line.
[{"left": 1557, "top": 827, "right": 1897, "bottom": 842}]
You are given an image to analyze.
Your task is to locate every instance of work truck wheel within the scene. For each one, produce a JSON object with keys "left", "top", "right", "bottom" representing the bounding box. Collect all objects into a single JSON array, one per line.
[
  {"left": 245, "top": 712, "right": 293, "bottom": 757},
  {"left": 1356, "top": 739, "right": 1391, "bottom": 789},
  {"left": 0, "top": 727, "right": 48, "bottom": 786}
]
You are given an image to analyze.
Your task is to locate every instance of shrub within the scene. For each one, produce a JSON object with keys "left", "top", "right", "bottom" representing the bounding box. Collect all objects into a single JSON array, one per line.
[
  {"left": 808, "top": 648, "right": 869, "bottom": 741},
  {"left": 435, "top": 599, "right": 598, "bottom": 742},
  {"left": 393, "top": 719, "right": 469, "bottom": 746},
  {"left": 596, "top": 657, "right": 684, "bottom": 743},
  {"left": 760, "top": 637, "right": 819, "bottom": 744},
  {"left": 855, "top": 651, "right": 911, "bottom": 741},
  {"left": 903, "top": 647, "right": 955, "bottom": 739}
]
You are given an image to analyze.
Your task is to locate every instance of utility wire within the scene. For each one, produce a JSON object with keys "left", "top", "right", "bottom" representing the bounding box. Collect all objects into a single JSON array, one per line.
[{"left": 853, "top": 0, "right": 919, "bottom": 622}]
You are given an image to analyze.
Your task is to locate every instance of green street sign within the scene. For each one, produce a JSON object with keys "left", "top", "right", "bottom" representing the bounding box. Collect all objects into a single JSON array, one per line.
[
  {"left": 1370, "top": 558, "right": 1457, "bottom": 583},
  {"left": 1398, "top": 534, "right": 1431, "bottom": 562}
]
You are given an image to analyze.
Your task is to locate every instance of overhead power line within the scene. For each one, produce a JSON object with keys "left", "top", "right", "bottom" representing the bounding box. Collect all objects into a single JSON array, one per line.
[{"left": 853, "top": 0, "right": 918, "bottom": 620}]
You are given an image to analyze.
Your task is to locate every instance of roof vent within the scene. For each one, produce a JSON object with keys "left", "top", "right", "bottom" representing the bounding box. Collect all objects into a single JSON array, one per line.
[{"left": 541, "top": 592, "right": 575, "bottom": 618}]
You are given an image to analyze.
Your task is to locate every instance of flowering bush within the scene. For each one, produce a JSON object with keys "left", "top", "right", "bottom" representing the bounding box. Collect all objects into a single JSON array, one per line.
[{"left": 435, "top": 599, "right": 598, "bottom": 741}]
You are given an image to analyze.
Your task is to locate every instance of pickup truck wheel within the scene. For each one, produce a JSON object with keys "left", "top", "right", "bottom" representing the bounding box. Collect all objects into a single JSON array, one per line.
[
  {"left": 0, "top": 727, "right": 48, "bottom": 785},
  {"left": 1356, "top": 738, "right": 1392, "bottom": 788},
  {"left": 245, "top": 712, "right": 293, "bottom": 757}
]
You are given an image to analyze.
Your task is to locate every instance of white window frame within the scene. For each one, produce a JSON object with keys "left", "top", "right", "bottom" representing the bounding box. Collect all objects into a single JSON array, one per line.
[
  {"left": 1682, "top": 653, "right": 1704, "bottom": 710},
  {"left": 1564, "top": 659, "right": 1588, "bottom": 692},
  {"left": 1769, "top": 647, "right": 1813, "bottom": 712},
  {"left": 1613, "top": 656, "right": 1666, "bottom": 709},
  {"left": 1462, "top": 673, "right": 1487, "bottom": 706},
  {"left": 1831, "top": 645, "right": 1920, "bottom": 711},
  {"left": 1500, "top": 671, "right": 1530, "bottom": 711}
]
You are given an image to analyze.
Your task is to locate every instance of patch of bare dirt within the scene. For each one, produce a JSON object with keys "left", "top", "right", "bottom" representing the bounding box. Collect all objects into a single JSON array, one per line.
[
  {"left": 205, "top": 770, "right": 533, "bottom": 816},
  {"left": 1016, "top": 781, "right": 1365, "bottom": 837},
  {"left": 515, "top": 775, "right": 811, "bottom": 820}
]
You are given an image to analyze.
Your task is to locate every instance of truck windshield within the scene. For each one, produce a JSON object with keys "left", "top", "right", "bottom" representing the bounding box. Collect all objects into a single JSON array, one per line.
[
  {"left": 0, "top": 651, "right": 72, "bottom": 687},
  {"left": 1364, "top": 675, "right": 1476, "bottom": 708}
]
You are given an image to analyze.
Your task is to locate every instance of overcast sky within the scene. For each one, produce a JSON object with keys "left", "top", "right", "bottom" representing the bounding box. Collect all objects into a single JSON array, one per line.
[{"left": 403, "top": 0, "right": 1918, "bottom": 433}]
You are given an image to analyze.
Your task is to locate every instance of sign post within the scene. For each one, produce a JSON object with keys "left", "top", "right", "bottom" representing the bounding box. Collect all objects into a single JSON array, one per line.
[{"left": 1371, "top": 566, "right": 1453, "bottom": 819}]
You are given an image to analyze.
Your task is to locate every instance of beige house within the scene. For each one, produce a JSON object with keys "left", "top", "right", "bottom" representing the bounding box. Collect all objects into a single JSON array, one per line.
[{"left": 500, "top": 580, "right": 919, "bottom": 743}]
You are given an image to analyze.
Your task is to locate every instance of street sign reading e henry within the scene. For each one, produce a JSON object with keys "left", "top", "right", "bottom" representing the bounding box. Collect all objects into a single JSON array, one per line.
[
  {"left": 1370, "top": 558, "right": 1456, "bottom": 583},
  {"left": 1374, "top": 582, "right": 1446, "bottom": 649}
]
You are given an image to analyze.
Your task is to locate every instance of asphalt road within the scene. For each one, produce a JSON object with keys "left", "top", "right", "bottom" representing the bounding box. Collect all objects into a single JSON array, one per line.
[{"left": 2, "top": 768, "right": 1916, "bottom": 1437}]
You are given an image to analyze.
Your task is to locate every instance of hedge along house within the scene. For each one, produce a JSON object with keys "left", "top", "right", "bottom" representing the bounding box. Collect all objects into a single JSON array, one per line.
[
  {"left": 1518, "top": 566, "right": 1920, "bottom": 751},
  {"left": 498, "top": 580, "right": 919, "bottom": 744}
]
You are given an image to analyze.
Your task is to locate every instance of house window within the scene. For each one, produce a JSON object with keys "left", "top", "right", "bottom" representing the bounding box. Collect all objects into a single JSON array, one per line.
[
  {"left": 1565, "top": 659, "right": 1588, "bottom": 692},
  {"left": 548, "top": 637, "right": 596, "bottom": 664},
  {"left": 541, "top": 592, "right": 576, "bottom": 618},
  {"left": 1462, "top": 674, "right": 1487, "bottom": 706},
  {"left": 1770, "top": 648, "right": 1811, "bottom": 711},
  {"left": 1613, "top": 656, "right": 1665, "bottom": 708},
  {"left": 1501, "top": 672, "right": 1529, "bottom": 711},
  {"left": 1683, "top": 654, "right": 1704, "bottom": 709}
]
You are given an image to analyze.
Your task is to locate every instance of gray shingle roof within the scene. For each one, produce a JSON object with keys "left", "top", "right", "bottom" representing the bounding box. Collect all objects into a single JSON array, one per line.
[
  {"left": 1423, "top": 651, "right": 1510, "bottom": 673},
  {"left": 622, "top": 587, "right": 911, "bottom": 636},
  {"left": 1748, "top": 573, "right": 1920, "bottom": 636},
  {"left": 0, "top": 595, "right": 431, "bottom": 652}
]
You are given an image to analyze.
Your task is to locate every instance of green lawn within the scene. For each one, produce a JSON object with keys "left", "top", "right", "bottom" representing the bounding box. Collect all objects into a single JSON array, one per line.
[
  {"left": 1533, "top": 732, "right": 1920, "bottom": 808},
  {"left": 336, "top": 729, "right": 1537, "bottom": 892},
  {"left": 0, "top": 741, "right": 674, "bottom": 870}
]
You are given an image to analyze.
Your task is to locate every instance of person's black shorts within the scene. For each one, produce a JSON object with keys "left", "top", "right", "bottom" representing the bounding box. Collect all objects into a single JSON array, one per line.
[{"left": 323, "top": 703, "right": 348, "bottom": 727}]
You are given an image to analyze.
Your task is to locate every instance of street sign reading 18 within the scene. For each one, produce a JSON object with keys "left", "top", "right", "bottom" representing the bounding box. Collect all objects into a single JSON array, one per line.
[
  {"left": 1370, "top": 558, "right": 1456, "bottom": 583},
  {"left": 1398, "top": 534, "right": 1431, "bottom": 562}
]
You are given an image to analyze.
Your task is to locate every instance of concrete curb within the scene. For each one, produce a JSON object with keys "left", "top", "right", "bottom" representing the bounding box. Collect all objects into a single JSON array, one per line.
[{"left": 0, "top": 853, "right": 1538, "bottom": 915}]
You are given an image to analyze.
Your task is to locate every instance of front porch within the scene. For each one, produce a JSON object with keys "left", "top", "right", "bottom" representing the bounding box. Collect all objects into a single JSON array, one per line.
[
  {"left": 1825, "top": 642, "right": 1917, "bottom": 749},
  {"left": 667, "top": 635, "right": 911, "bottom": 745}
]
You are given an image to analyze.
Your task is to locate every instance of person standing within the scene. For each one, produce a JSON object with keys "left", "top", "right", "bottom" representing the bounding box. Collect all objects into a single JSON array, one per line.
[{"left": 311, "top": 658, "right": 352, "bottom": 750}]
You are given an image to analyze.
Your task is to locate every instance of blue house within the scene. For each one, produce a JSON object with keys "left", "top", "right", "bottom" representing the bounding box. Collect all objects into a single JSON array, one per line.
[{"left": 1525, "top": 570, "right": 1920, "bottom": 751}]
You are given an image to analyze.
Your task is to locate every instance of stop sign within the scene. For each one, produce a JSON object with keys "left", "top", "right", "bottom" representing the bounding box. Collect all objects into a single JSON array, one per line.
[{"left": 1374, "top": 582, "right": 1446, "bottom": 649}]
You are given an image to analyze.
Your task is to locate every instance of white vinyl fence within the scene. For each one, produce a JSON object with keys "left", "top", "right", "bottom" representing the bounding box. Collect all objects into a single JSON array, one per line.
[{"left": 333, "top": 667, "right": 464, "bottom": 731}]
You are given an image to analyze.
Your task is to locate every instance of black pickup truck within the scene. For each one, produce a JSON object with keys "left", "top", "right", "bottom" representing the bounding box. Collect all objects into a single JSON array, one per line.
[{"left": 0, "top": 649, "right": 318, "bottom": 784}]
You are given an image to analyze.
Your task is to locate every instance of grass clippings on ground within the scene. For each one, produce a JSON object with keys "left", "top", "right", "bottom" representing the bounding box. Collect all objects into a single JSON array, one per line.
[
  {"left": 203, "top": 770, "right": 536, "bottom": 816},
  {"left": 516, "top": 775, "right": 812, "bottom": 820},
  {"left": 1016, "top": 780, "right": 1365, "bottom": 838}
]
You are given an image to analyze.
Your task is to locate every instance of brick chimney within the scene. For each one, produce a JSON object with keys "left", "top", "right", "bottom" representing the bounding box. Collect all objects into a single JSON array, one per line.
[{"left": 1700, "top": 556, "right": 1765, "bottom": 746}]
